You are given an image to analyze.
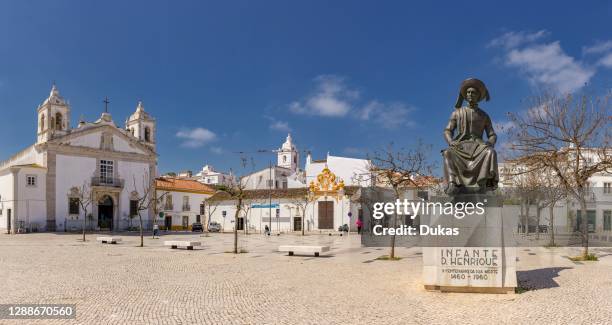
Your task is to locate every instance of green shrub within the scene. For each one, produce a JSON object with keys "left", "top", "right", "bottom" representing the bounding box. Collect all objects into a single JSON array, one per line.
[{"left": 376, "top": 255, "right": 402, "bottom": 261}]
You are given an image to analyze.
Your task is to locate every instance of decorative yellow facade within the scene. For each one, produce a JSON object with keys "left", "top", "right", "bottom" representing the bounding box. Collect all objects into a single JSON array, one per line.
[{"left": 309, "top": 166, "right": 345, "bottom": 199}]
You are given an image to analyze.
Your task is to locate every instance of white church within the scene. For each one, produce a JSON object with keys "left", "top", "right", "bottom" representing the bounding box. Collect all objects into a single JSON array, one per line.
[
  {"left": 241, "top": 133, "right": 373, "bottom": 190},
  {"left": 0, "top": 85, "right": 158, "bottom": 233},
  {"left": 207, "top": 134, "right": 373, "bottom": 233}
]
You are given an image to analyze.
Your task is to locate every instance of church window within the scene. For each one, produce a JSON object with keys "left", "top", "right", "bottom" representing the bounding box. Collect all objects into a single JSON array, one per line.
[
  {"left": 69, "top": 198, "right": 80, "bottom": 215},
  {"left": 40, "top": 115, "right": 45, "bottom": 130},
  {"left": 55, "top": 113, "right": 63, "bottom": 130},
  {"left": 283, "top": 156, "right": 287, "bottom": 163},
  {"left": 26, "top": 175, "right": 37, "bottom": 187},
  {"left": 130, "top": 128, "right": 134, "bottom": 136},
  {"left": 100, "top": 160, "right": 114, "bottom": 184},
  {"left": 144, "top": 127, "right": 151, "bottom": 142},
  {"left": 293, "top": 156, "right": 296, "bottom": 163}
]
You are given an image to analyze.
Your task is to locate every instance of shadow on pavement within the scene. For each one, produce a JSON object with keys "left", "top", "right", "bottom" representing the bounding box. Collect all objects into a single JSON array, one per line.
[{"left": 517, "top": 267, "right": 572, "bottom": 290}]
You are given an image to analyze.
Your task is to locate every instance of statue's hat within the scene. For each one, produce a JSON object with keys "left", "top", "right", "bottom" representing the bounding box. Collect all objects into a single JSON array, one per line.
[{"left": 455, "top": 78, "right": 490, "bottom": 108}]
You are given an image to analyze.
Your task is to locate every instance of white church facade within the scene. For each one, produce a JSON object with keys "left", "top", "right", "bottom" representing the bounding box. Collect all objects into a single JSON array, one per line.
[
  {"left": 0, "top": 85, "right": 158, "bottom": 233},
  {"left": 207, "top": 134, "right": 372, "bottom": 233},
  {"left": 241, "top": 133, "right": 371, "bottom": 190}
]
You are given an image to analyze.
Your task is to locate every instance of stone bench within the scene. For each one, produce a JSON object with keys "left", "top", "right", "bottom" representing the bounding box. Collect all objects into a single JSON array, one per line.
[
  {"left": 164, "top": 240, "right": 201, "bottom": 250},
  {"left": 279, "top": 245, "right": 330, "bottom": 257},
  {"left": 96, "top": 236, "right": 122, "bottom": 244}
]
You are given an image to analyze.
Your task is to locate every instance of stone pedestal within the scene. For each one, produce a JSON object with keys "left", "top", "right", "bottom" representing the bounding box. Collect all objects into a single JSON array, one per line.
[{"left": 421, "top": 195, "right": 517, "bottom": 293}]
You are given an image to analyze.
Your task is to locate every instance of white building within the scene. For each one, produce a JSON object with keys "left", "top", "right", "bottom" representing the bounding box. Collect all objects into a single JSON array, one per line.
[
  {"left": 241, "top": 134, "right": 370, "bottom": 190},
  {"left": 241, "top": 134, "right": 305, "bottom": 190},
  {"left": 499, "top": 153, "right": 612, "bottom": 235},
  {"left": 196, "top": 165, "right": 236, "bottom": 186},
  {"left": 155, "top": 177, "right": 214, "bottom": 230},
  {"left": 0, "top": 85, "right": 158, "bottom": 233},
  {"left": 305, "top": 152, "right": 372, "bottom": 187},
  {"left": 277, "top": 133, "right": 299, "bottom": 172},
  {"left": 208, "top": 167, "right": 362, "bottom": 233}
]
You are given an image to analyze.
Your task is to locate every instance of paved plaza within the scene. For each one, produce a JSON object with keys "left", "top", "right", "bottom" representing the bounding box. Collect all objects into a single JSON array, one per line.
[{"left": 2, "top": 232, "right": 612, "bottom": 324}]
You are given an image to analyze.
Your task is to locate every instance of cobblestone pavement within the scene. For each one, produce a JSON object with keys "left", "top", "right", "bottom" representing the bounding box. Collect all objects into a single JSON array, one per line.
[{"left": 1, "top": 232, "right": 611, "bottom": 324}]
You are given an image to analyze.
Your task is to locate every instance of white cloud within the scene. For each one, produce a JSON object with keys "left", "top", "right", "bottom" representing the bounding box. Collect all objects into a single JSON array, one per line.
[
  {"left": 582, "top": 40, "right": 612, "bottom": 68},
  {"left": 487, "top": 30, "right": 549, "bottom": 49},
  {"left": 210, "top": 146, "right": 224, "bottom": 154},
  {"left": 600, "top": 53, "right": 612, "bottom": 68},
  {"left": 176, "top": 127, "right": 216, "bottom": 148},
  {"left": 583, "top": 40, "right": 612, "bottom": 55},
  {"left": 269, "top": 120, "right": 291, "bottom": 132},
  {"left": 489, "top": 31, "right": 596, "bottom": 93},
  {"left": 289, "top": 74, "right": 415, "bottom": 128},
  {"left": 357, "top": 100, "right": 414, "bottom": 129},
  {"left": 289, "top": 75, "right": 355, "bottom": 117},
  {"left": 505, "top": 42, "right": 595, "bottom": 93}
]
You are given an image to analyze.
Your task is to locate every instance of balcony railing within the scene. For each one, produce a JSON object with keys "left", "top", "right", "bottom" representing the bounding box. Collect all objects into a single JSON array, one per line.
[
  {"left": 91, "top": 177, "right": 124, "bottom": 188},
  {"left": 164, "top": 204, "right": 174, "bottom": 211},
  {"left": 182, "top": 204, "right": 191, "bottom": 212}
]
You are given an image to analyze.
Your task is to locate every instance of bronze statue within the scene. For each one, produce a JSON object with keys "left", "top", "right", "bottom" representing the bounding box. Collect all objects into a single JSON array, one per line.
[{"left": 443, "top": 78, "right": 499, "bottom": 195}]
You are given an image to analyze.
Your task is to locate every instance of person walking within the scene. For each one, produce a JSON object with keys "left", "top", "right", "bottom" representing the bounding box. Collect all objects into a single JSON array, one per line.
[
  {"left": 153, "top": 223, "right": 159, "bottom": 238},
  {"left": 264, "top": 225, "right": 270, "bottom": 236},
  {"left": 356, "top": 218, "right": 363, "bottom": 234}
]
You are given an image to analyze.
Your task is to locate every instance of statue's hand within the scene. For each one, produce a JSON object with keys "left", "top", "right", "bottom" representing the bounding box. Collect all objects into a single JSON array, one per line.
[{"left": 485, "top": 141, "right": 495, "bottom": 148}]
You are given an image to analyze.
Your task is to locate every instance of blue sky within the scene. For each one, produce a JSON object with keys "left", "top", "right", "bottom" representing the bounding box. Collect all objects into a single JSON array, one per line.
[{"left": 0, "top": 1, "right": 610, "bottom": 175}]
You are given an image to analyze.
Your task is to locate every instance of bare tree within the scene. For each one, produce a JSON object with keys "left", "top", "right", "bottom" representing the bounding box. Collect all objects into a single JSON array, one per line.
[
  {"left": 368, "top": 140, "right": 435, "bottom": 259},
  {"left": 203, "top": 197, "right": 220, "bottom": 232},
  {"left": 238, "top": 199, "right": 251, "bottom": 235},
  {"left": 288, "top": 191, "right": 316, "bottom": 236},
  {"left": 540, "top": 176, "right": 566, "bottom": 246},
  {"left": 508, "top": 92, "right": 611, "bottom": 258},
  {"left": 224, "top": 158, "right": 254, "bottom": 254},
  {"left": 505, "top": 165, "right": 540, "bottom": 235},
  {"left": 74, "top": 183, "right": 93, "bottom": 242},
  {"left": 132, "top": 171, "right": 168, "bottom": 247}
]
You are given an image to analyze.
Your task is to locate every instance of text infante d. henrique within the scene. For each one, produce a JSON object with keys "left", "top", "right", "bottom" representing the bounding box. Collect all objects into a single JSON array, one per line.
[{"left": 440, "top": 248, "right": 499, "bottom": 267}]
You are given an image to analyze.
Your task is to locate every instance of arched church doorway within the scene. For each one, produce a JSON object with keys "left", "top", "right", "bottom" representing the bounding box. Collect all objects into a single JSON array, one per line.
[{"left": 98, "top": 195, "right": 114, "bottom": 230}]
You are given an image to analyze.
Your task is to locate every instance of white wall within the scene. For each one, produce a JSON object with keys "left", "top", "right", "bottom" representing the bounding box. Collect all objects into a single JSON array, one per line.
[
  {"left": 55, "top": 154, "right": 97, "bottom": 230},
  {"left": 119, "top": 160, "right": 155, "bottom": 226},
  {"left": 208, "top": 195, "right": 359, "bottom": 233},
  {"left": 0, "top": 171, "right": 15, "bottom": 232},
  {"left": 157, "top": 190, "right": 210, "bottom": 229},
  {"left": 15, "top": 167, "right": 47, "bottom": 231},
  {"left": 305, "top": 155, "right": 371, "bottom": 187},
  {"left": 0, "top": 146, "right": 38, "bottom": 171},
  {"left": 112, "top": 135, "right": 145, "bottom": 154},
  {"left": 66, "top": 132, "right": 100, "bottom": 148},
  {"left": 242, "top": 167, "right": 293, "bottom": 190},
  {"left": 65, "top": 131, "right": 145, "bottom": 155}
]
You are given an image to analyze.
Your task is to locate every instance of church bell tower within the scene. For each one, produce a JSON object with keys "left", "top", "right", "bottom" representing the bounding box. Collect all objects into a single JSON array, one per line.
[
  {"left": 37, "top": 83, "right": 71, "bottom": 143},
  {"left": 277, "top": 133, "right": 299, "bottom": 172},
  {"left": 125, "top": 100, "right": 156, "bottom": 151}
]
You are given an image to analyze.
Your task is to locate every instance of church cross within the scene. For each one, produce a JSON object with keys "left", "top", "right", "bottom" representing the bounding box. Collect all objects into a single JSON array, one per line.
[{"left": 103, "top": 96, "right": 110, "bottom": 113}]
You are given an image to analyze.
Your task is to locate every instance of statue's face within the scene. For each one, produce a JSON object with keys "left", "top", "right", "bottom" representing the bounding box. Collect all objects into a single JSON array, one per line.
[{"left": 466, "top": 87, "right": 479, "bottom": 105}]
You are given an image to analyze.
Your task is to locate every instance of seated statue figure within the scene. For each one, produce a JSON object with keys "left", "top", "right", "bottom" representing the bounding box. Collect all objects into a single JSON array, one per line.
[{"left": 443, "top": 78, "right": 499, "bottom": 195}]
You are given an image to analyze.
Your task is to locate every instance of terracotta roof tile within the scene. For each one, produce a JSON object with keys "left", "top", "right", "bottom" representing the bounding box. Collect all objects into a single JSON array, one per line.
[
  {"left": 155, "top": 177, "right": 215, "bottom": 194},
  {"left": 207, "top": 186, "right": 360, "bottom": 201}
]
